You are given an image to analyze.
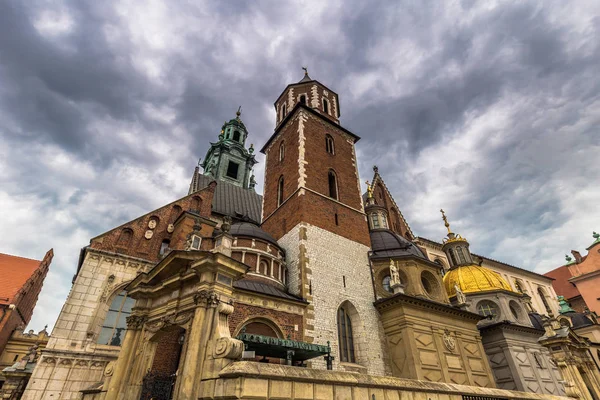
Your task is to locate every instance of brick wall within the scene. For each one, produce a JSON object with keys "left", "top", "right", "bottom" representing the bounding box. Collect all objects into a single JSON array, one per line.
[
  {"left": 229, "top": 303, "right": 302, "bottom": 341},
  {"left": 150, "top": 328, "right": 184, "bottom": 375}
]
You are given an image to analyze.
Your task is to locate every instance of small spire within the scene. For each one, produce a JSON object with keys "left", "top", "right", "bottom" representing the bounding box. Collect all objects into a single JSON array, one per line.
[
  {"left": 302, "top": 66, "right": 308, "bottom": 76},
  {"left": 236, "top": 106, "right": 242, "bottom": 118},
  {"left": 440, "top": 209, "right": 452, "bottom": 234},
  {"left": 373, "top": 165, "right": 379, "bottom": 173},
  {"left": 299, "top": 66, "right": 312, "bottom": 83},
  {"left": 197, "top": 157, "right": 202, "bottom": 168}
]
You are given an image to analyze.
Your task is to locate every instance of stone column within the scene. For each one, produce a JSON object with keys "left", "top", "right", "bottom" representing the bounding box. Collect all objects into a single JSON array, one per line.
[
  {"left": 104, "top": 315, "right": 146, "bottom": 400},
  {"left": 176, "top": 291, "right": 217, "bottom": 400}
]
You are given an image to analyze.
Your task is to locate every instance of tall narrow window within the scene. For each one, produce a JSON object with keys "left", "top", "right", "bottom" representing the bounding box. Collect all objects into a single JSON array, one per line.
[
  {"left": 233, "top": 130, "right": 241, "bottom": 142},
  {"left": 282, "top": 103, "right": 286, "bottom": 119},
  {"left": 323, "top": 98, "right": 329, "bottom": 114},
  {"left": 328, "top": 170, "right": 338, "bottom": 200},
  {"left": 371, "top": 214, "right": 380, "bottom": 229},
  {"left": 277, "top": 176, "right": 284, "bottom": 207},
  {"left": 456, "top": 247, "right": 467, "bottom": 264},
  {"left": 325, "top": 135, "right": 335, "bottom": 154},
  {"left": 279, "top": 141, "right": 285, "bottom": 162},
  {"left": 98, "top": 291, "right": 135, "bottom": 346},
  {"left": 335, "top": 213, "right": 339, "bottom": 226},
  {"left": 337, "top": 306, "right": 356, "bottom": 363},
  {"left": 538, "top": 287, "right": 551, "bottom": 313},
  {"left": 299, "top": 95, "right": 306, "bottom": 105}
]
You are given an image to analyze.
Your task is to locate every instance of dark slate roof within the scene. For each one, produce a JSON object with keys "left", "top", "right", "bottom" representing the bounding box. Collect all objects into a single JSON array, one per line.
[
  {"left": 562, "top": 311, "right": 594, "bottom": 328},
  {"left": 196, "top": 174, "right": 262, "bottom": 223},
  {"left": 370, "top": 229, "right": 425, "bottom": 259},
  {"left": 234, "top": 278, "right": 306, "bottom": 302},
  {"left": 529, "top": 313, "right": 545, "bottom": 330},
  {"left": 230, "top": 222, "right": 280, "bottom": 247}
]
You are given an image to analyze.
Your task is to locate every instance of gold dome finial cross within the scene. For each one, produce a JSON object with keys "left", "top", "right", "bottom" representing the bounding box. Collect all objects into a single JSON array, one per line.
[{"left": 440, "top": 209, "right": 452, "bottom": 234}]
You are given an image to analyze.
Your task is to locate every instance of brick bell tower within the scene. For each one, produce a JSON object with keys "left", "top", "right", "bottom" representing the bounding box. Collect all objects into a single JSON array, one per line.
[{"left": 260, "top": 69, "right": 388, "bottom": 374}]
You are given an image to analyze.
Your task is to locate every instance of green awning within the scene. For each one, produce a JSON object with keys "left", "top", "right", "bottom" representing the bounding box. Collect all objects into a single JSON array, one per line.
[{"left": 237, "top": 333, "right": 331, "bottom": 362}]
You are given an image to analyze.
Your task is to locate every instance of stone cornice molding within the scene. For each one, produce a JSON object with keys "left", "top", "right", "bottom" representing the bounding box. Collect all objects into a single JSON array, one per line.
[{"left": 375, "top": 292, "right": 482, "bottom": 321}]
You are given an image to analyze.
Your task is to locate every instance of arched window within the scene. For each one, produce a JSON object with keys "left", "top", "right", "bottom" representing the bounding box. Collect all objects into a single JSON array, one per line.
[
  {"left": 455, "top": 247, "right": 467, "bottom": 264},
  {"left": 259, "top": 260, "right": 269, "bottom": 275},
  {"left": 98, "top": 291, "right": 135, "bottom": 346},
  {"left": 233, "top": 130, "right": 241, "bottom": 142},
  {"left": 337, "top": 305, "right": 355, "bottom": 363},
  {"left": 382, "top": 276, "right": 392, "bottom": 293},
  {"left": 281, "top": 103, "right": 286, "bottom": 119},
  {"left": 328, "top": 170, "right": 338, "bottom": 200},
  {"left": 323, "top": 98, "right": 329, "bottom": 114},
  {"left": 279, "top": 141, "right": 285, "bottom": 162},
  {"left": 191, "top": 196, "right": 202, "bottom": 213},
  {"left": 514, "top": 279, "right": 524, "bottom": 293},
  {"left": 277, "top": 176, "right": 284, "bottom": 207},
  {"left": 117, "top": 229, "right": 133, "bottom": 247},
  {"left": 299, "top": 95, "right": 306, "bottom": 105},
  {"left": 325, "top": 135, "right": 335, "bottom": 154},
  {"left": 538, "top": 287, "right": 551, "bottom": 313}
]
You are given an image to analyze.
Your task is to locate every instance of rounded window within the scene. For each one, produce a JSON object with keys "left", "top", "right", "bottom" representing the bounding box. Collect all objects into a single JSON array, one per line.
[
  {"left": 420, "top": 271, "right": 440, "bottom": 298},
  {"left": 509, "top": 300, "right": 522, "bottom": 321},
  {"left": 477, "top": 300, "right": 500, "bottom": 320},
  {"left": 382, "top": 276, "right": 391, "bottom": 293}
]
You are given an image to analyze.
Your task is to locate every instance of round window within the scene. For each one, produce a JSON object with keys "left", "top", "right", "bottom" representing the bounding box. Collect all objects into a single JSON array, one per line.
[
  {"left": 477, "top": 300, "right": 500, "bottom": 320},
  {"left": 382, "top": 276, "right": 392, "bottom": 293},
  {"left": 509, "top": 301, "right": 521, "bottom": 321},
  {"left": 420, "top": 271, "right": 439, "bottom": 297}
]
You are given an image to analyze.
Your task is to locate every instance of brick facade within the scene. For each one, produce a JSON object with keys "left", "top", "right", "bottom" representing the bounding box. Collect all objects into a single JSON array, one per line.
[{"left": 229, "top": 303, "right": 302, "bottom": 341}]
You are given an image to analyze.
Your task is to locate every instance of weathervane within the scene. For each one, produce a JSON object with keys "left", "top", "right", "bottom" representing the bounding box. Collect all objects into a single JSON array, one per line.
[{"left": 302, "top": 66, "right": 308, "bottom": 76}]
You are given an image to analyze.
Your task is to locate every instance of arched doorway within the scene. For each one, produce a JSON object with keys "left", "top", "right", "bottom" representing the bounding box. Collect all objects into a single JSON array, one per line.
[
  {"left": 237, "top": 319, "right": 283, "bottom": 364},
  {"left": 140, "top": 326, "right": 186, "bottom": 400}
]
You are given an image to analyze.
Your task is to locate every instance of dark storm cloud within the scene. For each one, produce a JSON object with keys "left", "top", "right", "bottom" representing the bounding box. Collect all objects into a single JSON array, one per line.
[{"left": 0, "top": 0, "right": 598, "bottom": 331}]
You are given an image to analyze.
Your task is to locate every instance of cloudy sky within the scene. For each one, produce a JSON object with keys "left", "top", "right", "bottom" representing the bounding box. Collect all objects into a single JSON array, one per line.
[{"left": 1, "top": 0, "right": 599, "bottom": 331}]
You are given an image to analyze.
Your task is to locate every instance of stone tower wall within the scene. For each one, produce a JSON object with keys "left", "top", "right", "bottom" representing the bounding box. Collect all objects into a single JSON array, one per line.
[{"left": 279, "top": 223, "right": 388, "bottom": 376}]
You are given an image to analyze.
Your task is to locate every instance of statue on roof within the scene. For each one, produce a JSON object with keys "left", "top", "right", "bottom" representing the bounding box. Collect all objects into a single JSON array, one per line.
[
  {"left": 366, "top": 181, "right": 374, "bottom": 199},
  {"left": 389, "top": 259, "right": 400, "bottom": 286}
]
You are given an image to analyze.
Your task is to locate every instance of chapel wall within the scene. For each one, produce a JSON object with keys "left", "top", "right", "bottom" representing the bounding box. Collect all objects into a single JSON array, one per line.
[
  {"left": 480, "top": 330, "right": 565, "bottom": 395},
  {"left": 21, "top": 249, "right": 153, "bottom": 400}
]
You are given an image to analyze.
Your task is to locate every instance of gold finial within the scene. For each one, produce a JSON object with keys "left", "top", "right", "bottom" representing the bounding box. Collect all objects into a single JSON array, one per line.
[
  {"left": 236, "top": 106, "right": 242, "bottom": 118},
  {"left": 440, "top": 209, "right": 452, "bottom": 234},
  {"left": 366, "top": 180, "right": 374, "bottom": 198},
  {"left": 302, "top": 66, "right": 308, "bottom": 76}
]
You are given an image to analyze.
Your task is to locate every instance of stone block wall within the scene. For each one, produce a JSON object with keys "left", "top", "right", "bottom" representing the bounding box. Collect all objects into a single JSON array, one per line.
[
  {"left": 279, "top": 223, "right": 388, "bottom": 376},
  {"left": 21, "top": 249, "right": 153, "bottom": 400}
]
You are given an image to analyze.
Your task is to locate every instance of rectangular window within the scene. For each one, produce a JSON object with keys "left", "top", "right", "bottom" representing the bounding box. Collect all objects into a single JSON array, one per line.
[
  {"left": 226, "top": 161, "right": 239, "bottom": 179},
  {"left": 371, "top": 214, "right": 380, "bottom": 228},
  {"left": 191, "top": 235, "right": 201, "bottom": 250}
]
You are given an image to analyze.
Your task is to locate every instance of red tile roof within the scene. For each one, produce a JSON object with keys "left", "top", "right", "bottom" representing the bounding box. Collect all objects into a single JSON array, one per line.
[
  {"left": 0, "top": 253, "right": 43, "bottom": 305},
  {"left": 544, "top": 265, "right": 581, "bottom": 300}
]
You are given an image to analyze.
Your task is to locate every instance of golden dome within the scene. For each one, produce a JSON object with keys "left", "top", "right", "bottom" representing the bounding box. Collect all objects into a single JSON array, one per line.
[{"left": 443, "top": 264, "right": 513, "bottom": 297}]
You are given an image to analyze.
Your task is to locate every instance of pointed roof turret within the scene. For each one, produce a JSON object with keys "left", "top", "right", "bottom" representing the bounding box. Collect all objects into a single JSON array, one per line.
[{"left": 299, "top": 66, "right": 312, "bottom": 83}]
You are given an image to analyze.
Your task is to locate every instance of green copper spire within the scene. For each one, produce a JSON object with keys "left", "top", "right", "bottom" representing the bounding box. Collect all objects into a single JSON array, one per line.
[
  {"left": 557, "top": 295, "right": 575, "bottom": 314},
  {"left": 200, "top": 108, "right": 258, "bottom": 190}
]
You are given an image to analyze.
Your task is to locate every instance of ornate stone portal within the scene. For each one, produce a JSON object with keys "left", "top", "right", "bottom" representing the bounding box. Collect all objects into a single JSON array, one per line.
[{"left": 103, "top": 248, "right": 249, "bottom": 400}]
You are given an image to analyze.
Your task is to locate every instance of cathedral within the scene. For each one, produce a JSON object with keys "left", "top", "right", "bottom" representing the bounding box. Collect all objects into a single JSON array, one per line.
[{"left": 17, "top": 71, "right": 600, "bottom": 400}]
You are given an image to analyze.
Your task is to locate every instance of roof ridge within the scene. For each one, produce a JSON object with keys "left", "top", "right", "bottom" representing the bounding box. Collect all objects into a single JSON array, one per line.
[{"left": 0, "top": 252, "right": 41, "bottom": 263}]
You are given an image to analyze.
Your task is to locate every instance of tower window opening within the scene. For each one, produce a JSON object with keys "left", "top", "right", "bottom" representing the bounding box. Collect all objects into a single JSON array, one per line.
[
  {"left": 233, "top": 130, "right": 241, "bottom": 142},
  {"left": 300, "top": 95, "right": 306, "bottom": 105},
  {"left": 456, "top": 246, "right": 467, "bottom": 264},
  {"left": 328, "top": 170, "right": 338, "bottom": 200},
  {"left": 323, "top": 98, "right": 329, "bottom": 114},
  {"left": 277, "top": 176, "right": 284, "bottom": 207},
  {"left": 343, "top": 275, "right": 346, "bottom": 288},
  {"left": 325, "top": 134, "right": 335, "bottom": 154},
  {"left": 226, "top": 161, "right": 239, "bottom": 179},
  {"left": 279, "top": 141, "right": 285, "bottom": 162},
  {"left": 281, "top": 103, "right": 287, "bottom": 119},
  {"left": 538, "top": 287, "right": 551, "bottom": 313}
]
